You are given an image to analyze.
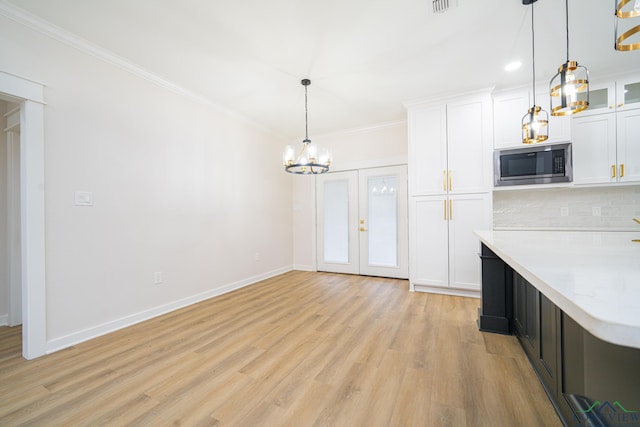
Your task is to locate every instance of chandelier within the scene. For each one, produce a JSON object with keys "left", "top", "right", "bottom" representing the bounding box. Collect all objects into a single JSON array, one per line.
[
  {"left": 521, "top": 0, "right": 548, "bottom": 144},
  {"left": 283, "top": 79, "right": 332, "bottom": 174}
]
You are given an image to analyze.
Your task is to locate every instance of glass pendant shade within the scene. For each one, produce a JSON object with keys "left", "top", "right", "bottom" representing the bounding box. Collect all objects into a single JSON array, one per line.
[
  {"left": 550, "top": 61, "right": 589, "bottom": 116},
  {"left": 283, "top": 79, "right": 332, "bottom": 175},
  {"left": 615, "top": 0, "right": 640, "bottom": 51},
  {"left": 522, "top": 106, "right": 549, "bottom": 144}
]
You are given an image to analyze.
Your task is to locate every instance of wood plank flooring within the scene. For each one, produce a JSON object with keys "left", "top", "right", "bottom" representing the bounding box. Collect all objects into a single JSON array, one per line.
[{"left": 0, "top": 271, "right": 562, "bottom": 426}]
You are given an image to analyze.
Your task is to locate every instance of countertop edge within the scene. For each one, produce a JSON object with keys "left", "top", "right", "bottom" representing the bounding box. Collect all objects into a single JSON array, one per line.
[{"left": 475, "top": 230, "right": 640, "bottom": 350}]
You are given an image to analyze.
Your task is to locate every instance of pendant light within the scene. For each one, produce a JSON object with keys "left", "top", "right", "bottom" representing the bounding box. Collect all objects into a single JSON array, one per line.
[
  {"left": 549, "top": 0, "right": 589, "bottom": 116},
  {"left": 522, "top": 0, "right": 548, "bottom": 144},
  {"left": 283, "top": 79, "right": 332, "bottom": 174},
  {"left": 615, "top": 0, "right": 640, "bottom": 51}
]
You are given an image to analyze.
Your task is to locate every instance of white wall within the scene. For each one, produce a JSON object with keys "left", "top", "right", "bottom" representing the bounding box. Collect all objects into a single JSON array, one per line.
[
  {"left": 292, "top": 121, "right": 408, "bottom": 270},
  {"left": 0, "top": 14, "right": 293, "bottom": 349},
  {"left": 0, "top": 101, "right": 7, "bottom": 325}
]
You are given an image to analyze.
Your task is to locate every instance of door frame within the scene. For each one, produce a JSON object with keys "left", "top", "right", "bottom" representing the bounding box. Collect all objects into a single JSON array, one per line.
[{"left": 1, "top": 70, "right": 47, "bottom": 359}]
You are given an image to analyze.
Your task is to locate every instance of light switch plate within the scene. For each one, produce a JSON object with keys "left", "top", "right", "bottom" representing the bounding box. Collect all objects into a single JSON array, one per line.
[{"left": 75, "top": 191, "right": 93, "bottom": 206}]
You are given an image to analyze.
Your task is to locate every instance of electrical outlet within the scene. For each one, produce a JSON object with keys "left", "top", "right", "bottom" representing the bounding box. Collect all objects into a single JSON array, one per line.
[
  {"left": 592, "top": 207, "right": 601, "bottom": 217},
  {"left": 154, "top": 272, "right": 163, "bottom": 284},
  {"left": 560, "top": 207, "right": 569, "bottom": 217},
  {"left": 254, "top": 252, "right": 261, "bottom": 261}
]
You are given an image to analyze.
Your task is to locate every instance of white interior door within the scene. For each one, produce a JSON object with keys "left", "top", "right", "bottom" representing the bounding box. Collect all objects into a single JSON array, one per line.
[{"left": 316, "top": 165, "right": 408, "bottom": 279}]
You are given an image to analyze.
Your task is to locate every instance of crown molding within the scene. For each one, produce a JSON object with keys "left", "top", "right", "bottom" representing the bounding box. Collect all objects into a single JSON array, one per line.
[
  {"left": 0, "top": 1, "right": 214, "bottom": 104},
  {"left": 0, "top": 0, "right": 284, "bottom": 138}
]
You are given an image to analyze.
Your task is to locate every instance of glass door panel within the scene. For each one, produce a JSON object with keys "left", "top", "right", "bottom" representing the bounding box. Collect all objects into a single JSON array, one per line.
[
  {"left": 316, "top": 171, "right": 359, "bottom": 275},
  {"left": 367, "top": 175, "right": 398, "bottom": 267},
  {"left": 323, "top": 180, "right": 349, "bottom": 263}
]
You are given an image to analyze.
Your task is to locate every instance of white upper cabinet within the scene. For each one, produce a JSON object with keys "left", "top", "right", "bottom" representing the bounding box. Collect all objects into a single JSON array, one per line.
[
  {"left": 407, "top": 92, "right": 492, "bottom": 196},
  {"left": 493, "top": 90, "right": 530, "bottom": 149},
  {"left": 493, "top": 88, "right": 571, "bottom": 149},
  {"left": 446, "top": 95, "right": 493, "bottom": 194},
  {"left": 408, "top": 104, "right": 447, "bottom": 195},
  {"left": 578, "top": 74, "right": 640, "bottom": 116}
]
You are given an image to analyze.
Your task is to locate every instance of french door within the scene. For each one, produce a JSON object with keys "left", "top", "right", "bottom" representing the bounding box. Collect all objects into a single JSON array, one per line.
[{"left": 316, "top": 165, "right": 408, "bottom": 279}]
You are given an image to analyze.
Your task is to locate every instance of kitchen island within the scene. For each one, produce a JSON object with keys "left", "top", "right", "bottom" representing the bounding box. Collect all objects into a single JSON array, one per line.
[{"left": 475, "top": 230, "right": 640, "bottom": 427}]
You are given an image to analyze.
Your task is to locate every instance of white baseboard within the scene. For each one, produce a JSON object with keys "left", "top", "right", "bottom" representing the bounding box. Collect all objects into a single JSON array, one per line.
[
  {"left": 412, "top": 284, "right": 480, "bottom": 299},
  {"left": 293, "top": 264, "right": 315, "bottom": 272},
  {"left": 0, "top": 314, "right": 8, "bottom": 327},
  {"left": 46, "top": 265, "right": 293, "bottom": 354}
]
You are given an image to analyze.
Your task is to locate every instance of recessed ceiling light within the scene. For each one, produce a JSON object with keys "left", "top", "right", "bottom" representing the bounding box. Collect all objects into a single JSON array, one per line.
[{"left": 505, "top": 61, "right": 523, "bottom": 71}]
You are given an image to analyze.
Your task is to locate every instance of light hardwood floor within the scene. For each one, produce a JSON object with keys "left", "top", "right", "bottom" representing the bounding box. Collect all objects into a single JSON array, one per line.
[{"left": 0, "top": 271, "right": 562, "bottom": 426}]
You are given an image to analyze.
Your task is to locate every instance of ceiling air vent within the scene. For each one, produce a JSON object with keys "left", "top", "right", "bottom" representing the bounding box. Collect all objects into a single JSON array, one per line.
[{"left": 432, "top": 0, "right": 457, "bottom": 14}]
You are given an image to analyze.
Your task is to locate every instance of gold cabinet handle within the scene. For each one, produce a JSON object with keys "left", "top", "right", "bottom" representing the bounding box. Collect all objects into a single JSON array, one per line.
[
  {"left": 618, "top": 103, "right": 624, "bottom": 108},
  {"left": 448, "top": 170, "right": 452, "bottom": 192},
  {"left": 633, "top": 218, "right": 640, "bottom": 225},
  {"left": 610, "top": 105, "right": 615, "bottom": 109},
  {"left": 620, "top": 164, "right": 625, "bottom": 178},
  {"left": 449, "top": 199, "right": 453, "bottom": 220},
  {"left": 443, "top": 200, "right": 447, "bottom": 220},
  {"left": 359, "top": 227, "right": 368, "bottom": 232},
  {"left": 612, "top": 165, "right": 617, "bottom": 178},
  {"left": 443, "top": 170, "right": 447, "bottom": 191}
]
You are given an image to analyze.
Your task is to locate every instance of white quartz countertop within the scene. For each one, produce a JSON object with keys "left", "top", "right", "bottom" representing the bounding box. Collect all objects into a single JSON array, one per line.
[{"left": 475, "top": 230, "right": 640, "bottom": 349}]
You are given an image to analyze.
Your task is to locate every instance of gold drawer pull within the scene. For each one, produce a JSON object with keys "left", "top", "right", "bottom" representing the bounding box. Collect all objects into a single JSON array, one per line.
[
  {"left": 443, "top": 170, "right": 447, "bottom": 191},
  {"left": 620, "top": 164, "right": 625, "bottom": 178},
  {"left": 449, "top": 200, "right": 453, "bottom": 220},
  {"left": 443, "top": 200, "right": 447, "bottom": 220},
  {"left": 612, "top": 165, "right": 617, "bottom": 178}
]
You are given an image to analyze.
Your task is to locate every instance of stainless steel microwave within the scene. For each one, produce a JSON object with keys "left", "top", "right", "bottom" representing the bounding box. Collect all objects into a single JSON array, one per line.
[{"left": 494, "top": 143, "right": 572, "bottom": 187}]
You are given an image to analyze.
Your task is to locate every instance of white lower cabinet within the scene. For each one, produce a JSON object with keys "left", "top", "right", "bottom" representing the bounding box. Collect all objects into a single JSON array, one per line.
[{"left": 410, "top": 193, "right": 491, "bottom": 294}]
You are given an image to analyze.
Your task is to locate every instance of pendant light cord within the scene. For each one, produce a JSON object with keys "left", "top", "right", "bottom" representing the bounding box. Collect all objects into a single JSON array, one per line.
[
  {"left": 565, "top": 0, "right": 570, "bottom": 62},
  {"left": 531, "top": 1, "right": 536, "bottom": 106}
]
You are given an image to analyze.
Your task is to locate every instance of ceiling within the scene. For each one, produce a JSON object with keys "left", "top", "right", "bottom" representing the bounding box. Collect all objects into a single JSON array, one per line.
[{"left": 4, "top": 0, "right": 640, "bottom": 138}]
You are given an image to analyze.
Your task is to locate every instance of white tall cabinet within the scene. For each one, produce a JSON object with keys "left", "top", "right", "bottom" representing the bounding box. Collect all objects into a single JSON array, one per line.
[{"left": 406, "top": 91, "right": 493, "bottom": 296}]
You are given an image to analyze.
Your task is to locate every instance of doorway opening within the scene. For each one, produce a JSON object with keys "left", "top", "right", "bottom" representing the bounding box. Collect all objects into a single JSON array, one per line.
[
  {"left": 0, "top": 70, "right": 47, "bottom": 359},
  {"left": 1, "top": 100, "right": 22, "bottom": 333}
]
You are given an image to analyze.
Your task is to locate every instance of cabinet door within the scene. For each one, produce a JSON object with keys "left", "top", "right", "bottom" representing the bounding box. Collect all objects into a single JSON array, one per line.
[
  {"left": 523, "top": 280, "right": 539, "bottom": 358},
  {"left": 616, "top": 108, "right": 640, "bottom": 183},
  {"left": 493, "top": 90, "right": 529, "bottom": 149},
  {"left": 616, "top": 74, "right": 640, "bottom": 112},
  {"left": 572, "top": 114, "right": 617, "bottom": 185},
  {"left": 446, "top": 95, "right": 492, "bottom": 193},
  {"left": 410, "top": 196, "right": 449, "bottom": 288},
  {"left": 575, "top": 81, "right": 616, "bottom": 117},
  {"left": 538, "top": 293, "right": 558, "bottom": 399},
  {"left": 408, "top": 104, "right": 447, "bottom": 196},
  {"left": 513, "top": 272, "right": 526, "bottom": 337},
  {"left": 448, "top": 193, "right": 491, "bottom": 291}
]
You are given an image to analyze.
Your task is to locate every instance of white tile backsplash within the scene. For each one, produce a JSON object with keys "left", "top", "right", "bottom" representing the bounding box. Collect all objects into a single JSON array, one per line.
[{"left": 493, "top": 186, "right": 640, "bottom": 230}]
